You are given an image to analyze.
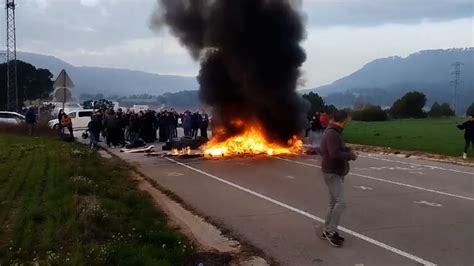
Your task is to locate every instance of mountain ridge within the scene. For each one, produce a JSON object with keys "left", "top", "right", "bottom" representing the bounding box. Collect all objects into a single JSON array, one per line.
[
  {"left": 305, "top": 47, "right": 473, "bottom": 112},
  {"left": 8, "top": 51, "right": 199, "bottom": 97}
]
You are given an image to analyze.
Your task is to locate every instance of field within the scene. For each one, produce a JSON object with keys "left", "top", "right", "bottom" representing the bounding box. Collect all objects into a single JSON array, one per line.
[
  {"left": 0, "top": 134, "right": 191, "bottom": 265},
  {"left": 344, "top": 117, "right": 471, "bottom": 157}
]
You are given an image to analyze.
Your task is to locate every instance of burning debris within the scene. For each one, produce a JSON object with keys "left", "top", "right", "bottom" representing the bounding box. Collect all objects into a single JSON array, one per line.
[
  {"left": 151, "top": 0, "right": 308, "bottom": 157},
  {"left": 203, "top": 123, "right": 303, "bottom": 157}
]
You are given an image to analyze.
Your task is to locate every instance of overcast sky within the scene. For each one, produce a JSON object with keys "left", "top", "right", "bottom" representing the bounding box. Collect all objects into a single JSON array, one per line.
[{"left": 1, "top": 0, "right": 473, "bottom": 88}]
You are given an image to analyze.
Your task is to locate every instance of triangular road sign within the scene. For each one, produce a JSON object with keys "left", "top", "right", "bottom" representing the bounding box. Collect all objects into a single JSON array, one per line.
[{"left": 53, "top": 69, "right": 75, "bottom": 89}]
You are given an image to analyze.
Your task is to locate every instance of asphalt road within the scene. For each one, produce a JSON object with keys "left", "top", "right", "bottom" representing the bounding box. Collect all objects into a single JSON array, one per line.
[{"left": 108, "top": 147, "right": 473, "bottom": 266}]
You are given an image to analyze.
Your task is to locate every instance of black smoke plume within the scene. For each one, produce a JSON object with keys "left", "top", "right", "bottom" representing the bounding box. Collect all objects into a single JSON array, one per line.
[{"left": 152, "top": 0, "right": 308, "bottom": 144}]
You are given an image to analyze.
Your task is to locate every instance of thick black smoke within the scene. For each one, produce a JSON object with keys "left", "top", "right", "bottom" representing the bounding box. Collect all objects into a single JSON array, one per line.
[{"left": 152, "top": 0, "right": 308, "bottom": 144}]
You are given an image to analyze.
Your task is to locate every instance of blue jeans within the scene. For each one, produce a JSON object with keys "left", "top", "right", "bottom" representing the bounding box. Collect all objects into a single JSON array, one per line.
[{"left": 323, "top": 173, "right": 346, "bottom": 233}]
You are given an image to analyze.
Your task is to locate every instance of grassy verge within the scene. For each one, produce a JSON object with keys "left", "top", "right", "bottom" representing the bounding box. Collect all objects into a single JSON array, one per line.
[
  {"left": 344, "top": 118, "right": 472, "bottom": 157},
  {"left": 0, "top": 134, "right": 192, "bottom": 265}
]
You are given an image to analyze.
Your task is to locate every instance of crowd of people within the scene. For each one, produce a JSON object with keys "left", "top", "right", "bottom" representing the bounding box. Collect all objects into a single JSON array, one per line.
[{"left": 78, "top": 108, "right": 210, "bottom": 149}]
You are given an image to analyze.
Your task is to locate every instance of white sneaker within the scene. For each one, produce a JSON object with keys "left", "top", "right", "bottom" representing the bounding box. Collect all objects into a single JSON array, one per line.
[{"left": 463, "top": 153, "right": 468, "bottom": 159}]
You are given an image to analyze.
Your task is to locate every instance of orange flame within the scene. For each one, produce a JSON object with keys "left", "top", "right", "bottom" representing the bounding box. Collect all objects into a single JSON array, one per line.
[{"left": 203, "top": 125, "right": 303, "bottom": 157}]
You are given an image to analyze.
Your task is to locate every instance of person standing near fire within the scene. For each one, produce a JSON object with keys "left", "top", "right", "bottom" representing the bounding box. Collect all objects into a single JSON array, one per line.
[
  {"left": 319, "top": 110, "right": 357, "bottom": 247},
  {"left": 200, "top": 113, "right": 210, "bottom": 139},
  {"left": 457, "top": 114, "right": 474, "bottom": 159},
  {"left": 309, "top": 112, "right": 322, "bottom": 146}
]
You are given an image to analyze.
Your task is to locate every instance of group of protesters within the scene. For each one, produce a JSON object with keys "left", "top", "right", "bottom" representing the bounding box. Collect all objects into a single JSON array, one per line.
[{"left": 82, "top": 108, "right": 210, "bottom": 149}]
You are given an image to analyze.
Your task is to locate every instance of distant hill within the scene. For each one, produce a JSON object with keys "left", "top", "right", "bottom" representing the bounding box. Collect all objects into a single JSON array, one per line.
[
  {"left": 9, "top": 51, "right": 199, "bottom": 97},
  {"left": 305, "top": 48, "right": 474, "bottom": 113}
]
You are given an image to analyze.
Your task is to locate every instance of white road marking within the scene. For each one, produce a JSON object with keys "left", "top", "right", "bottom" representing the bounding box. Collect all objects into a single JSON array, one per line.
[
  {"left": 414, "top": 201, "right": 443, "bottom": 207},
  {"left": 276, "top": 158, "right": 474, "bottom": 201},
  {"left": 165, "top": 158, "right": 436, "bottom": 266},
  {"left": 285, "top": 175, "right": 296, "bottom": 179},
  {"left": 354, "top": 185, "right": 373, "bottom": 191},
  {"left": 408, "top": 171, "right": 424, "bottom": 175},
  {"left": 359, "top": 154, "right": 474, "bottom": 176},
  {"left": 167, "top": 172, "right": 184, "bottom": 177}
]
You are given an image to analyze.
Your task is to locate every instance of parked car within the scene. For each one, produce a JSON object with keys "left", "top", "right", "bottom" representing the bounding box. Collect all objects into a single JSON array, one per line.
[
  {"left": 0, "top": 111, "right": 25, "bottom": 125},
  {"left": 49, "top": 109, "right": 94, "bottom": 130}
]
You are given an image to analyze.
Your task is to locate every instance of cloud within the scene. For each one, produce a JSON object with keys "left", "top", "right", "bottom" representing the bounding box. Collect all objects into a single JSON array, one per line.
[
  {"left": 1, "top": 0, "right": 472, "bottom": 89},
  {"left": 304, "top": 0, "right": 473, "bottom": 27}
]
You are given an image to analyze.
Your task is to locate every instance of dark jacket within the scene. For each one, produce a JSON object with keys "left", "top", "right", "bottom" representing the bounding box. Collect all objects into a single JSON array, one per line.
[
  {"left": 311, "top": 116, "right": 321, "bottom": 131},
  {"left": 103, "top": 114, "right": 121, "bottom": 129},
  {"left": 129, "top": 116, "right": 140, "bottom": 132},
  {"left": 183, "top": 115, "right": 192, "bottom": 129},
  {"left": 191, "top": 113, "right": 201, "bottom": 129},
  {"left": 57, "top": 113, "right": 65, "bottom": 124},
  {"left": 320, "top": 124, "right": 355, "bottom": 176},
  {"left": 25, "top": 109, "right": 36, "bottom": 124},
  {"left": 457, "top": 120, "right": 474, "bottom": 140},
  {"left": 88, "top": 119, "right": 102, "bottom": 134}
]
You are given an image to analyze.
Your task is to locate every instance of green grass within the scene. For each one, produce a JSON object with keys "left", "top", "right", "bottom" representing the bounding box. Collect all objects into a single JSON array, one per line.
[
  {"left": 344, "top": 117, "right": 472, "bottom": 157},
  {"left": 0, "top": 134, "right": 192, "bottom": 265}
]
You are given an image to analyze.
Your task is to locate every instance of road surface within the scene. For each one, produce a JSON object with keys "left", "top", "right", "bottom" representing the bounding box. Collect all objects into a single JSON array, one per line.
[{"left": 106, "top": 146, "right": 473, "bottom": 266}]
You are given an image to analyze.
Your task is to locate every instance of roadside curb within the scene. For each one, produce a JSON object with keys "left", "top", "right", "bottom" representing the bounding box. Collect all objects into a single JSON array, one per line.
[{"left": 349, "top": 143, "right": 474, "bottom": 167}]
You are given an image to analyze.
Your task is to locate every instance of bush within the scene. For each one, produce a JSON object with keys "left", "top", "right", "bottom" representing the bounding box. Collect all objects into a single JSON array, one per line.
[{"left": 352, "top": 105, "right": 388, "bottom": 121}]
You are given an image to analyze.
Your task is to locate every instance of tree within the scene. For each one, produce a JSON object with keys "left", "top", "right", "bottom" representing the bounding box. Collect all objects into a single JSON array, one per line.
[
  {"left": 0, "top": 60, "right": 54, "bottom": 110},
  {"left": 467, "top": 103, "right": 474, "bottom": 116},
  {"left": 439, "top": 103, "right": 455, "bottom": 117},
  {"left": 429, "top": 102, "right": 442, "bottom": 117},
  {"left": 389, "top": 91, "right": 427, "bottom": 118},
  {"left": 325, "top": 104, "right": 339, "bottom": 117},
  {"left": 429, "top": 102, "right": 454, "bottom": 117},
  {"left": 82, "top": 100, "right": 94, "bottom": 109},
  {"left": 302, "top": 92, "right": 325, "bottom": 118}
]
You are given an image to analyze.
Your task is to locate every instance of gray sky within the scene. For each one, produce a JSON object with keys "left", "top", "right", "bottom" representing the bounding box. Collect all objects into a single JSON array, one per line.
[{"left": 1, "top": 0, "right": 473, "bottom": 88}]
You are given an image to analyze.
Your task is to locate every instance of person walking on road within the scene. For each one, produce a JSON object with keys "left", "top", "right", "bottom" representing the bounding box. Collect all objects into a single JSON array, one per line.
[
  {"left": 25, "top": 107, "right": 37, "bottom": 136},
  {"left": 87, "top": 115, "right": 102, "bottom": 150},
  {"left": 319, "top": 110, "right": 357, "bottom": 247},
  {"left": 457, "top": 114, "right": 474, "bottom": 159}
]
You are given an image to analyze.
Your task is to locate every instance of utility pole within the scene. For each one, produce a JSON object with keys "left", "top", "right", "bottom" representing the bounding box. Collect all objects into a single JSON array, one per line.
[
  {"left": 5, "top": 0, "right": 18, "bottom": 112},
  {"left": 450, "top": 62, "right": 463, "bottom": 116}
]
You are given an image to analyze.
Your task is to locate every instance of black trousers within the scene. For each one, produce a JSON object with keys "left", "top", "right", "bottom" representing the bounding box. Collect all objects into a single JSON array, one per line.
[{"left": 464, "top": 139, "right": 473, "bottom": 153}]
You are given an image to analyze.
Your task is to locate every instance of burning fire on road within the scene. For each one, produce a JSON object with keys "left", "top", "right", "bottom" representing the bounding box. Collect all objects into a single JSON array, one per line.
[{"left": 203, "top": 121, "right": 303, "bottom": 157}]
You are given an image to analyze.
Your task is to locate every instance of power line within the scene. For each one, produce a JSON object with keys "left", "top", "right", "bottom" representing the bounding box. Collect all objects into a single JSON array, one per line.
[
  {"left": 450, "top": 62, "right": 463, "bottom": 115},
  {"left": 5, "top": 0, "right": 18, "bottom": 112}
]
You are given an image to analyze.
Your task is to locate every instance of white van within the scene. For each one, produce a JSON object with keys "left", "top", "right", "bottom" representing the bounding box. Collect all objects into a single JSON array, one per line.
[
  {"left": 0, "top": 111, "right": 25, "bottom": 125},
  {"left": 49, "top": 109, "right": 94, "bottom": 130}
]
